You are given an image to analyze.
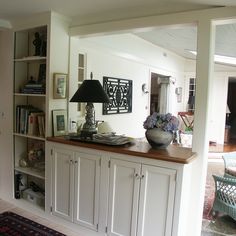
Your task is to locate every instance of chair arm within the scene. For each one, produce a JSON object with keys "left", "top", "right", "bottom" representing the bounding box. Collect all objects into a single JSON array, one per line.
[{"left": 213, "top": 175, "right": 236, "bottom": 185}]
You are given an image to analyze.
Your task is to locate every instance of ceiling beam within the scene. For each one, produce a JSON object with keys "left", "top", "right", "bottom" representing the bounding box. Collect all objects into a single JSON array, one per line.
[{"left": 70, "top": 6, "right": 236, "bottom": 37}]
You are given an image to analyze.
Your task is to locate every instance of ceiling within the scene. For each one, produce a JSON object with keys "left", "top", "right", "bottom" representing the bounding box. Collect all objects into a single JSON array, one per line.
[
  {"left": 0, "top": 0, "right": 233, "bottom": 24},
  {"left": 0, "top": 0, "right": 236, "bottom": 62},
  {"left": 134, "top": 23, "right": 236, "bottom": 60}
]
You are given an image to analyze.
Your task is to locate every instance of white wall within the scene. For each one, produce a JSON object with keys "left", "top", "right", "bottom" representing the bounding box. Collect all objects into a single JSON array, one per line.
[
  {"left": 48, "top": 12, "right": 70, "bottom": 136},
  {"left": 69, "top": 34, "right": 186, "bottom": 138},
  {"left": 209, "top": 74, "right": 228, "bottom": 143},
  {"left": 0, "top": 30, "right": 14, "bottom": 200},
  {"left": 185, "top": 59, "right": 236, "bottom": 144}
]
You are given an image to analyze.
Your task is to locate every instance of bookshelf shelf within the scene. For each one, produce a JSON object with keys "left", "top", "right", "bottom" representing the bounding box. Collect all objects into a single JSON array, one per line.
[
  {"left": 15, "top": 198, "right": 45, "bottom": 211},
  {"left": 15, "top": 166, "right": 45, "bottom": 180},
  {"left": 14, "top": 93, "right": 46, "bottom": 97},
  {"left": 14, "top": 56, "right": 46, "bottom": 62},
  {"left": 13, "top": 133, "right": 45, "bottom": 141}
]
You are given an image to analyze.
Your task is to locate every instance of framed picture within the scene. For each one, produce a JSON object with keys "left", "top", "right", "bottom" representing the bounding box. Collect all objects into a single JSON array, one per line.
[
  {"left": 103, "top": 76, "right": 132, "bottom": 115},
  {"left": 52, "top": 110, "right": 68, "bottom": 136},
  {"left": 53, "top": 73, "right": 67, "bottom": 99}
]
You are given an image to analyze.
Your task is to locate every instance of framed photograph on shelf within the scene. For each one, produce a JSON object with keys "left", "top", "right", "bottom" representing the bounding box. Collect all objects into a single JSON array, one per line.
[
  {"left": 53, "top": 73, "right": 67, "bottom": 99},
  {"left": 52, "top": 110, "right": 68, "bottom": 136}
]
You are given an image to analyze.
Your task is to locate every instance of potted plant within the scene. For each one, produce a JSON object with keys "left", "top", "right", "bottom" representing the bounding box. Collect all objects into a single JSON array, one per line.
[{"left": 143, "top": 112, "right": 179, "bottom": 149}]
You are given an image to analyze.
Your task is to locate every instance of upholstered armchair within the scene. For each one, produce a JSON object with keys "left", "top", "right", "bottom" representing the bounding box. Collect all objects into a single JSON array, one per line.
[
  {"left": 212, "top": 175, "right": 236, "bottom": 220},
  {"left": 222, "top": 152, "right": 236, "bottom": 178}
]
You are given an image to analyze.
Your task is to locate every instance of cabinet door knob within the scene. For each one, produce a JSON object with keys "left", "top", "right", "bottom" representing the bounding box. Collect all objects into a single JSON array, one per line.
[
  {"left": 134, "top": 173, "right": 139, "bottom": 179},
  {"left": 74, "top": 160, "right": 78, "bottom": 164},
  {"left": 70, "top": 160, "right": 74, "bottom": 164},
  {"left": 141, "top": 174, "right": 145, "bottom": 179}
]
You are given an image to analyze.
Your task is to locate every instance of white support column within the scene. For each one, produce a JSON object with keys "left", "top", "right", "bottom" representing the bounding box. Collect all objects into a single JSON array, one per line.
[
  {"left": 185, "top": 19, "right": 215, "bottom": 236},
  {"left": 158, "top": 76, "right": 171, "bottom": 114}
]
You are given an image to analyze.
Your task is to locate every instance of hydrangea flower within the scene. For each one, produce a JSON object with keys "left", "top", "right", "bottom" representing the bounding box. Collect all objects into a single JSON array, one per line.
[{"left": 143, "top": 112, "right": 179, "bottom": 133}]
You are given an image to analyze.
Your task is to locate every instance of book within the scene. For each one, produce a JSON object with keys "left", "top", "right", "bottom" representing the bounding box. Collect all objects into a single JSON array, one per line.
[
  {"left": 21, "top": 87, "right": 45, "bottom": 94},
  {"left": 25, "top": 84, "right": 44, "bottom": 88},
  {"left": 15, "top": 105, "right": 44, "bottom": 135},
  {"left": 27, "top": 112, "right": 44, "bottom": 136},
  {"left": 19, "top": 105, "right": 33, "bottom": 134},
  {"left": 37, "top": 115, "right": 45, "bottom": 137}
]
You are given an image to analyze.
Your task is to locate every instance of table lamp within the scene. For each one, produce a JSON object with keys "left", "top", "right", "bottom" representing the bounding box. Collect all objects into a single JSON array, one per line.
[{"left": 70, "top": 72, "right": 110, "bottom": 138}]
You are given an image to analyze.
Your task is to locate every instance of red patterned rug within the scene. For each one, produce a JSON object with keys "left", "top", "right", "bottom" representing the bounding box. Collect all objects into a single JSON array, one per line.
[{"left": 0, "top": 211, "right": 65, "bottom": 236}]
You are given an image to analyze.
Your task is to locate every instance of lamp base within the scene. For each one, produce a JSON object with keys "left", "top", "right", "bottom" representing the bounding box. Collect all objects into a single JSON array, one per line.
[
  {"left": 80, "top": 130, "right": 97, "bottom": 139},
  {"left": 80, "top": 102, "right": 97, "bottom": 139}
]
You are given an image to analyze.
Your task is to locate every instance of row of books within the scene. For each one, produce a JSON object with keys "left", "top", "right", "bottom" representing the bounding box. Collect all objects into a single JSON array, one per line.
[
  {"left": 21, "top": 83, "right": 45, "bottom": 94},
  {"left": 15, "top": 105, "right": 45, "bottom": 137}
]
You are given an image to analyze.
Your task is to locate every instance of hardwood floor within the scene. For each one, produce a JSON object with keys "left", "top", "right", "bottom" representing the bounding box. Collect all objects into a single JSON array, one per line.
[{"left": 209, "top": 139, "right": 236, "bottom": 153}]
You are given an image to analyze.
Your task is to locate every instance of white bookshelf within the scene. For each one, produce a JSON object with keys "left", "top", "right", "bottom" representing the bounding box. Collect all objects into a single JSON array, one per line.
[{"left": 13, "top": 25, "right": 47, "bottom": 210}]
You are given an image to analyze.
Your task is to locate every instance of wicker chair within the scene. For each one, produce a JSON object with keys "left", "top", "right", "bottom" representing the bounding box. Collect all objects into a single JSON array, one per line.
[
  {"left": 212, "top": 175, "right": 236, "bottom": 220},
  {"left": 222, "top": 152, "right": 236, "bottom": 178}
]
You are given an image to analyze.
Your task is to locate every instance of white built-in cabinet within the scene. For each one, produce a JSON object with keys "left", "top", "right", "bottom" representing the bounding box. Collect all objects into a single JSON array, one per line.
[
  {"left": 47, "top": 141, "right": 179, "bottom": 236},
  {"left": 107, "top": 159, "right": 176, "bottom": 236},
  {"left": 107, "top": 159, "right": 141, "bottom": 236},
  {"left": 51, "top": 146, "right": 101, "bottom": 231},
  {"left": 137, "top": 165, "right": 176, "bottom": 236},
  {"left": 51, "top": 148, "right": 73, "bottom": 221}
]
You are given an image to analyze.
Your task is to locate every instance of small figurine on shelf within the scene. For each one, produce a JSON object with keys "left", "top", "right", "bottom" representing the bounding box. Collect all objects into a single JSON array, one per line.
[
  {"left": 28, "top": 76, "right": 36, "bottom": 84},
  {"left": 33, "top": 32, "right": 42, "bottom": 56}
]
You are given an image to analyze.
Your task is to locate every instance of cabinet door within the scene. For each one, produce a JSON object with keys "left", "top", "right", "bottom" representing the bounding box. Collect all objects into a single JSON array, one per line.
[
  {"left": 137, "top": 165, "right": 176, "bottom": 236},
  {"left": 107, "top": 159, "right": 141, "bottom": 236},
  {"left": 52, "top": 147, "right": 74, "bottom": 222},
  {"left": 73, "top": 152, "right": 101, "bottom": 231}
]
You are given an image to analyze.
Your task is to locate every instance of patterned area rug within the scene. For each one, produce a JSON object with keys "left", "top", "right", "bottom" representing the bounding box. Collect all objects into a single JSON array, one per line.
[
  {"left": 0, "top": 211, "right": 65, "bottom": 236},
  {"left": 203, "top": 183, "right": 215, "bottom": 220},
  {"left": 203, "top": 160, "right": 224, "bottom": 220}
]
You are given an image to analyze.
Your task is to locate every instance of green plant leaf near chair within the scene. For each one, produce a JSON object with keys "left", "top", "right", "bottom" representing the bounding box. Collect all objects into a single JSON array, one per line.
[{"left": 212, "top": 175, "right": 236, "bottom": 221}]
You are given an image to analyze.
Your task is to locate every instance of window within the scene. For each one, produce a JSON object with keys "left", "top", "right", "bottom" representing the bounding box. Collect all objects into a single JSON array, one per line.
[
  {"left": 77, "top": 53, "right": 86, "bottom": 113},
  {"left": 188, "top": 78, "right": 195, "bottom": 113}
]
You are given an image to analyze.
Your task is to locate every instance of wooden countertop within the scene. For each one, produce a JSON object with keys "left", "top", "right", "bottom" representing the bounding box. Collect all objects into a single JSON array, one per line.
[{"left": 47, "top": 137, "right": 196, "bottom": 164}]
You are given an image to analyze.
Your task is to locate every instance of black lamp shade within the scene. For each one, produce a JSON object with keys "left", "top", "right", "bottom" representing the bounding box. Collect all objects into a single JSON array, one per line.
[{"left": 70, "top": 80, "right": 110, "bottom": 103}]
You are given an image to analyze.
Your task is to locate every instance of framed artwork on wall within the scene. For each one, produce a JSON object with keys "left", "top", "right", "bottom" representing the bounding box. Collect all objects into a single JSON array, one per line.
[
  {"left": 53, "top": 73, "right": 67, "bottom": 99},
  {"left": 103, "top": 76, "right": 133, "bottom": 115},
  {"left": 52, "top": 110, "right": 67, "bottom": 136}
]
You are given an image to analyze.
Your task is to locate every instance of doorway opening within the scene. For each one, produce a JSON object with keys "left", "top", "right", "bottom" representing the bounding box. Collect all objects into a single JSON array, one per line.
[
  {"left": 150, "top": 72, "right": 160, "bottom": 115},
  {"left": 227, "top": 78, "right": 236, "bottom": 143},
  {"left": 150, "top": 72, "right": 171, "bottom": 115}
]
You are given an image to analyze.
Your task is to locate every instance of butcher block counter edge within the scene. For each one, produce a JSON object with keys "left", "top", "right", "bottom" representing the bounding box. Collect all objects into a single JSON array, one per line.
[{"left": 47, "top": 136, "right": 196, "bottom": 164}]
